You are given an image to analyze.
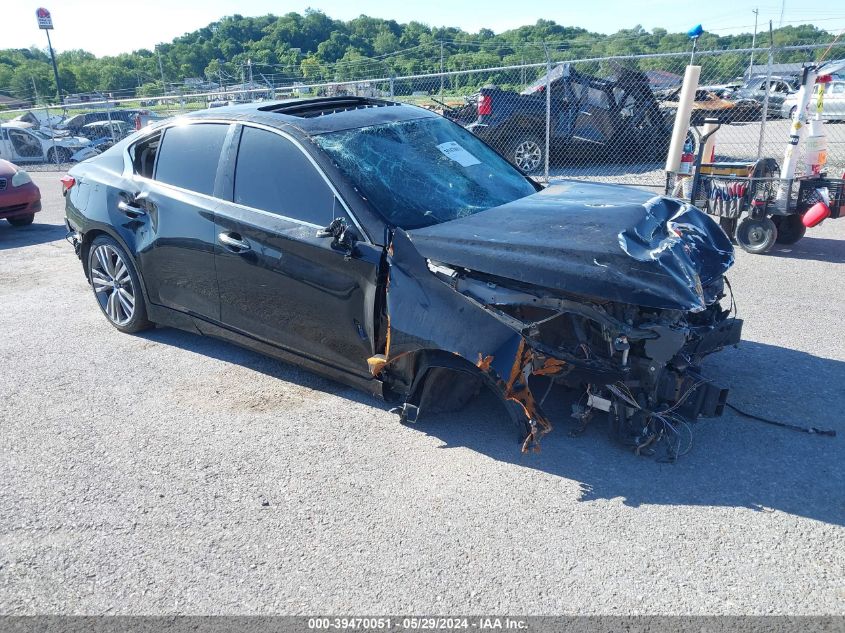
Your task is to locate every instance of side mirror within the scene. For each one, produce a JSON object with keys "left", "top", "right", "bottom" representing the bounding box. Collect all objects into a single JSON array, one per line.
[{"left": 316, "top": 218, "right": 360, "bottom": 258}]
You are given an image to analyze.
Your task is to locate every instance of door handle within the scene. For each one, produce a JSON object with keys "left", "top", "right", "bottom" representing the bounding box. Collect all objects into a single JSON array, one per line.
[
  {"left": 117, "top": 199, "right": 146, "bottom": 218},
  {"left": 218, "top": 232, "right": 251, "bottom": 252}
]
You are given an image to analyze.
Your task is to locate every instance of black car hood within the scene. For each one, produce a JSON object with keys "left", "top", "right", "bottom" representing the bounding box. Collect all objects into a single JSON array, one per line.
[{"left": 406, "top": 181, "right": 734, "bottom": 312}]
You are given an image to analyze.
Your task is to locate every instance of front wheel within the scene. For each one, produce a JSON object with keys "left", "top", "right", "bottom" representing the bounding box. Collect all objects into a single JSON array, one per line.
[
  {"left": 87, "top": 235, "right": 152, "bottom": 333},
  {"left": 47, "top": 147, "right": 72, "bottom": 164},
  {"left": 735, "top": 216, "right": 778, "bottom": 254},
  {"left": 773, "top": 214, "right": 806, "bottom": 244},
  {"left": 509, "top": 134, "right": 544, "bottom": 174},
  {"left": 7, "top": 214, "right": 35, "bottom": 227}
]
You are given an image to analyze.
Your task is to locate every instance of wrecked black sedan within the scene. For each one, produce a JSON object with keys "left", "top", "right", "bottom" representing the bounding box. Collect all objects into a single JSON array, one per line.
[{"left": 64, "top": 97, "right": 742, "bottom": 456}]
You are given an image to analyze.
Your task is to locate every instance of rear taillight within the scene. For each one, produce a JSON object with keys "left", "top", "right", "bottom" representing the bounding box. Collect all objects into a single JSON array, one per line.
[
  {"left": 477, "top": 94, "right": 492, "bottom": 116},
  {"left": 60, "top": 175, "right": 75, "bottom": 193}
]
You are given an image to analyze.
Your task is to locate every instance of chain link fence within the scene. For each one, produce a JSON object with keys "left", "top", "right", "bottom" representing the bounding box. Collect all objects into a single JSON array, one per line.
[{"left": 1, "top": 44, "right": 843, "bottom": 190}]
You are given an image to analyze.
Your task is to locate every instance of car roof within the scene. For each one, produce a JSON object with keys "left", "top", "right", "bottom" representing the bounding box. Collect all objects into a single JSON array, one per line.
[{"left": 184, "top": 96, "right": 438, "bottom": 135}]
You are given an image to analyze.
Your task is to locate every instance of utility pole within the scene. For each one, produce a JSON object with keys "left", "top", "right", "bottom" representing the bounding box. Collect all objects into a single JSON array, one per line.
[
  {"left": 440, "top": 40, "right": 444, "bottom": 99},
  {"left": 156, "top": 45, "right": 165, "bottom": 88},
  {"left": 749, "top": 8, "right": 759, "bottom": 78}
]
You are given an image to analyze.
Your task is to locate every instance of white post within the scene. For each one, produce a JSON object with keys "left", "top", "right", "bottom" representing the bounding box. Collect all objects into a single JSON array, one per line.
[
  {"left": 774, "top": 65, "right": 818, "bottom": 208},
  {"left": 665, "top": 65, "right": 701, "bottom": 173}
]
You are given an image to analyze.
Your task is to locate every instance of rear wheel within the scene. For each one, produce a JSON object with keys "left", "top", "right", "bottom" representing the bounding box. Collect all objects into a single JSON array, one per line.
[
  {"left": 773, "top": 214, "right": 806, "bottom": 244},
  {"left": 7, "top": 214, "right": 34, "bottom": 227},
  {"left": 735, "top": 216, "right": 777, "bottom": 254},
  {"left": 87, "top": 235, "right": 152, "bottom": 333},
  {"left": 509, "top": 134, "right": 544, "bottom": 174}
]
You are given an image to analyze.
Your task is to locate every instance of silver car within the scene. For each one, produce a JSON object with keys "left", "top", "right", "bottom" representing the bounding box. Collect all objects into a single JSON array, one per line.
[{"left": 781, "top": 79, "right": 845, "bottom": 120}]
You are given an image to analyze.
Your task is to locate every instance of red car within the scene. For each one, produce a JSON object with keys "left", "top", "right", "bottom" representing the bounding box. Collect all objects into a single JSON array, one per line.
[{"left": 0, "top": 159, "right": 41, "bottom": 226}]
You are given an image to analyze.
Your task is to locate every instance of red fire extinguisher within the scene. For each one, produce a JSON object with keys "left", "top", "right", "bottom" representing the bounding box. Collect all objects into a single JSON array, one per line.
[{"left": 678, "top": 138, "right": 695, "bottom": 175}]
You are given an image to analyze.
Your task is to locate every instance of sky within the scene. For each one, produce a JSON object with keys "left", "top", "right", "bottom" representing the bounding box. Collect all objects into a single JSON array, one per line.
[{"left": 2, "top": 0, "right": 845, "bottom": 57}]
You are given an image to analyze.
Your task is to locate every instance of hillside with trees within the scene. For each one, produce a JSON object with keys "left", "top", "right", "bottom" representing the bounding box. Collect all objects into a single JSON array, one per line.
[{"left": 0, "top": 10, "right": 836, "bottom": 104}]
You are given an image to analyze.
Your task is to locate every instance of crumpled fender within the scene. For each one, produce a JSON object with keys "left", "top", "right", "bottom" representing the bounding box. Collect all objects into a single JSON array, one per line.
[
  {"left": 618, "top": 196, "right": 734, "bottom": 312},
  {"left": 376, "top": 229, "right": 555, "bottom": 451}
]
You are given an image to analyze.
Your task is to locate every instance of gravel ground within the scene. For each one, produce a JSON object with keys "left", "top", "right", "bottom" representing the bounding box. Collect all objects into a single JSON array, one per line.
[{"left": 0, "top": 172, "right": 843, "bottom": 615}]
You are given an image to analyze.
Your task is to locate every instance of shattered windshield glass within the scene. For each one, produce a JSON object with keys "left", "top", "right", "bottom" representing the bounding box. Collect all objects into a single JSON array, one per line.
[{"left": 314, "top": 117, "right": 537, "bottom": 229}]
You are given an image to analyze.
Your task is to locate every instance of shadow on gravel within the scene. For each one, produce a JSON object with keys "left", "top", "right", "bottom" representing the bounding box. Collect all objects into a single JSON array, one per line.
[
  {"left": 136, "top": 326, "right": 391, "bottom": 411},
  {"left": 135, "top": 323, "right": 844, "bottom": 526},
  {"left": 768, "top": 237, "right": 845, "bottom": 264},
  {"left": 0, "top": 221, "right": 67, "bottom": 250},
  {"left": 412, "top": 340, "right": 845, "bottom": 527}
]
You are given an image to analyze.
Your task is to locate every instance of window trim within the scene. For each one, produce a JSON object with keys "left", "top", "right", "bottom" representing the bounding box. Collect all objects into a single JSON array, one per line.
[{"left": 123, "top": 118, "right": 371, "bottom": 244}]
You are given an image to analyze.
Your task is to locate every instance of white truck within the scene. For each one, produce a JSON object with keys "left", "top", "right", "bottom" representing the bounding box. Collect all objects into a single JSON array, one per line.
[{"left": 0, "top": 123, "right": 98, "bottom": 164}]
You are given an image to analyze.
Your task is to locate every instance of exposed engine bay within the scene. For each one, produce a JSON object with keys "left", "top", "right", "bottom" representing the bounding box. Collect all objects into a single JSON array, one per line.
[{"left": 427, "top": 264, "right": 741, "bottom": 458}]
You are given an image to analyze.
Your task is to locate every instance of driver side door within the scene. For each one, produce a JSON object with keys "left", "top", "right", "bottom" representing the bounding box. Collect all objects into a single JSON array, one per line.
[{"left": 213, "top": 124, "right": 382, "bottom": 379}]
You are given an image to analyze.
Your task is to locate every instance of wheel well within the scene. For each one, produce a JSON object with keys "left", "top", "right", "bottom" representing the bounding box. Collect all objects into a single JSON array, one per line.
[
  {"left": 386, "top": 349, "right": 521, "bottom": 428},
  {"left": 79, "top": 229, "right": 113, "bottom": 276},
  {"left": 79, "top": 229, "right": 149, "bottom": 305},
  {"left": 495, "top": 117, "right": 545, "bottom": 147}
]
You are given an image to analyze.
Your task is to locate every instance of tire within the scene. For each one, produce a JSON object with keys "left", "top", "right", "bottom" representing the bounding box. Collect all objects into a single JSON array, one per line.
[
  {"left": 735, "top": 216, "right": 778, "bottom": 254},
  {"left": 87, "top": 235, "right": 152, "bottom": 333},
  {"left": 48, "top": 147, "right": 72, "bottom": 164},
  {"left": 7, "top": 214, "right": 35, "bottom": 227},
  {"left": 773, "top": 214, "right": 806, "bottom": 245},
  {"left": 788, "top": 106, "right": 797, "bottom": 120},
  {"left": 508, "top": 134, "right": 544, "bottom": 174}
]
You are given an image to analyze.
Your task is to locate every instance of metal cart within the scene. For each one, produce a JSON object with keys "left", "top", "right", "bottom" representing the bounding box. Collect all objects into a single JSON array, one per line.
[{"left": 670, "top": 159, "right": 844, "bottom": 254}]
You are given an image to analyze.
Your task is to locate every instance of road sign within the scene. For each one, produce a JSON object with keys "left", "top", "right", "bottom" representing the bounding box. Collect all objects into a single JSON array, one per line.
[{"left": 36, "top": 7, "right": 53, "bottom": 30}]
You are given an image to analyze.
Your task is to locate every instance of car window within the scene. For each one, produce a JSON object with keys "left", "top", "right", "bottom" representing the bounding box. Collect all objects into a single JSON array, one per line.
[
  {"left": 130, "top": 130, "right": 162, "bottom": 179},
  {"left": 832, "top": 83, "right": 845, "bottom": 94},
  {"left": 314, "top": 116, "right": 537, "bottom": 230},
  {"left": 155, "top": 123, "right": 229, "bottom": 196},
  {"left": 233, "top": 126, "right": 335, "bottom": 226}
]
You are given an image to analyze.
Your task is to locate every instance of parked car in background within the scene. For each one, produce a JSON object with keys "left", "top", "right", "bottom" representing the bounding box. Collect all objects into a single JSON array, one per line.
[
  {"left": 701, "top": 82, "right": 743, "bottom": 99},
  {"left": 658, "top": 87, "right": 761, "bottom": 124},
  {"left": 781, "top": 79, "right": 845, "bottom": 120},
  {"left": 0, "top": 159, "right": 41, "bottom": 226},
  {"left": 445, "top": 63, "right": 673, "bottom": 173},
  {"left": 0, "top": 123, "right": 97, "bottom": 163},
  {"left": 63, "top": 97, "right": 741, "bottom": 453},
  {"left": 82, "top": 120, "right": 131, "bottom": 150},
  {"left": 731, "top": 75, "right": 797, "bottom": 117},
  {"left": 61, "top": 109, "right": 162, "bottom": 136}
]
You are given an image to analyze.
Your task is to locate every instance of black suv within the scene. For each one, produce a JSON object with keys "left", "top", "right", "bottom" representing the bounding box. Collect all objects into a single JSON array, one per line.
[{"left": 64, "top": 97, "right": 741, "bottom": 454}]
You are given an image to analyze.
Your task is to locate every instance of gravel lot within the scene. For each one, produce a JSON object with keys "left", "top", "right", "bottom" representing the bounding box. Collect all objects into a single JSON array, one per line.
[{"left": 1, "top": 172, "right": 843, "bottom": 615}]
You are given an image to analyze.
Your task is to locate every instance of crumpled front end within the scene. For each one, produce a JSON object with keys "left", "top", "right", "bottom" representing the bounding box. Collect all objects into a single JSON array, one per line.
[{"left": 372, "top": 201, "right": 742, "bottom": 458}]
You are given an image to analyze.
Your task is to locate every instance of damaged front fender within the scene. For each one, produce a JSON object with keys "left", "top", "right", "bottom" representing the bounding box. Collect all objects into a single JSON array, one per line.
[{"left": 376, "top": 229, "right": 554, "bottom": 451}]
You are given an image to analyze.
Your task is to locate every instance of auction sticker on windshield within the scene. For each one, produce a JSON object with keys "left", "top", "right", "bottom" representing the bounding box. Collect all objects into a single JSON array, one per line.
[{"left": 436, "top": 141, "right": 481, "bottom": 167}]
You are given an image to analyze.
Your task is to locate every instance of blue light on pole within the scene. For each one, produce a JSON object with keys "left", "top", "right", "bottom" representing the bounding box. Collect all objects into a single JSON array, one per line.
[{"left": 687, "top": 24, "right": 704, "bottom": 65}]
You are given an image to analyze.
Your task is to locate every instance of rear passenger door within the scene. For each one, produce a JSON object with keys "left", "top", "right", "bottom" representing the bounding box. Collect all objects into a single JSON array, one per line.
[
  {"left": 213, "top": 124, "right": 382, "bottom": 379},
  {"left": 129, "top": 122, "right": 233, "bottom": 320}
]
